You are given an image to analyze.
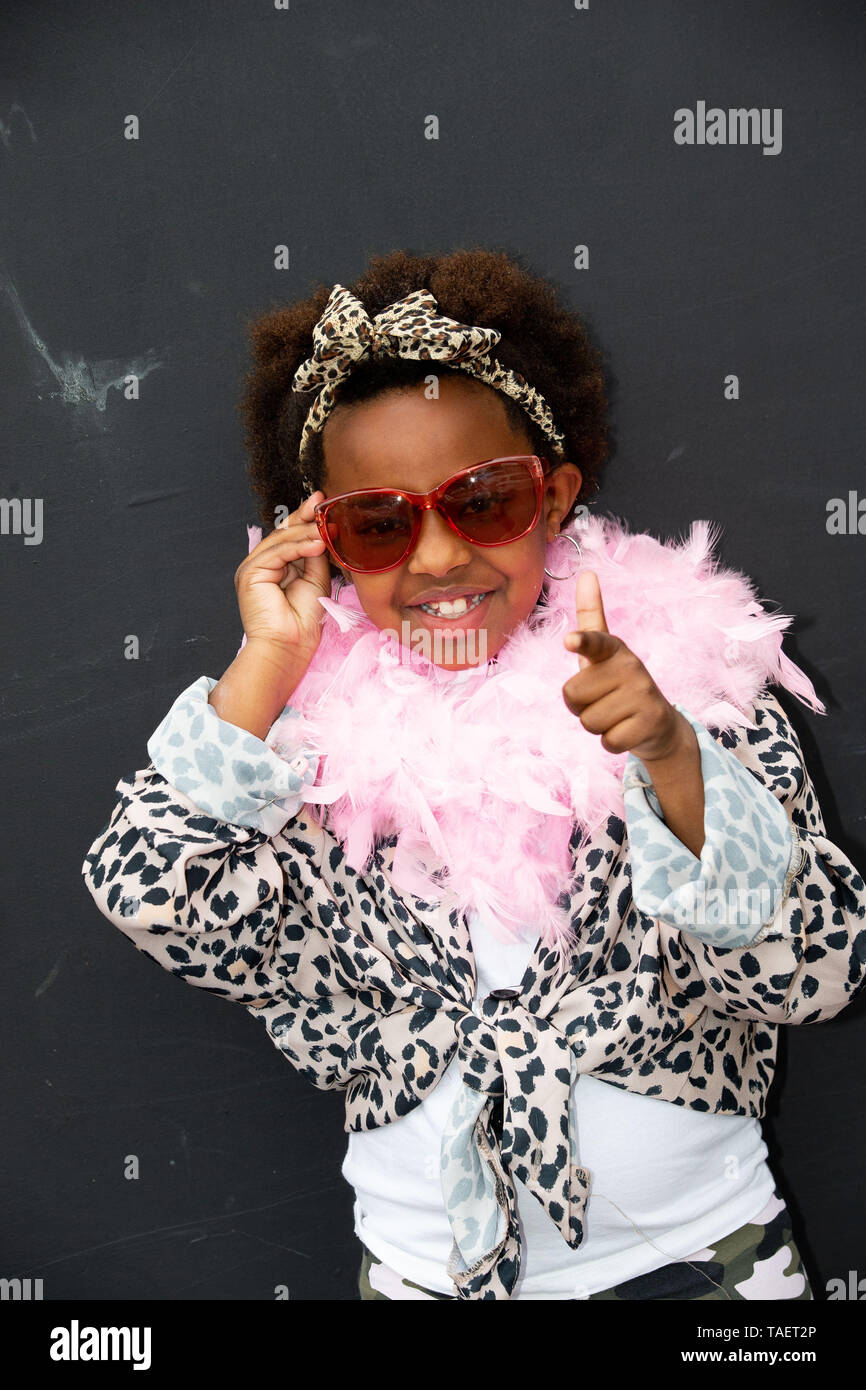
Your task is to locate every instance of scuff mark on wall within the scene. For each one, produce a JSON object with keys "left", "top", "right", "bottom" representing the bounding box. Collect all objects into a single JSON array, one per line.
[
  {"left": 35, "top": 949, "right": 69, "bottom": 998},
  {"left": 1, "top": 269, "right": 165, "bottom": 410},
  {"left": 0, "top": 102, "right": 38, "bottom": 150}
]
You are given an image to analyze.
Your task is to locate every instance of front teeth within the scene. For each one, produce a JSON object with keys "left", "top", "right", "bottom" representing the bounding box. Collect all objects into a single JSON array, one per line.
[{"left": 419, "top": 592, "right": 487, "bottom": 616}]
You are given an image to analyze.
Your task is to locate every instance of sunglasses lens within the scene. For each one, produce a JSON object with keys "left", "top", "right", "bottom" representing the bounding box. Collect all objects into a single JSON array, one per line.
[
  {"left": 320, "top": 459, "right": 541, "bottom": 571},
  {"left": 442, "top": 460, "right": 538, "bottom": 543},
  {"left": 323, "top": 494, "right": 414, "bottom": 570}
]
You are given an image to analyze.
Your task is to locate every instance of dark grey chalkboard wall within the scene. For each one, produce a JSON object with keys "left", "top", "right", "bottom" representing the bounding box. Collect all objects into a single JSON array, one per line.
[{"left": 1, "top": 0, "right": 863, "bottom": 1302}]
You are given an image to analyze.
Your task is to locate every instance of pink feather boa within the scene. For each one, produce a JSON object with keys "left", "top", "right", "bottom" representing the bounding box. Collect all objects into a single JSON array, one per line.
[{"left": 241, "top": 512, "right": 823, "bottom": 956}]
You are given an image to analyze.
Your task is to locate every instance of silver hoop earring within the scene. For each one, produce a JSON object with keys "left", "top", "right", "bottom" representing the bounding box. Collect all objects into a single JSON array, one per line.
[
  {"left": 544, "top": 532, "right": 582, "bottom": 581},
  {"left": 332, "top": 572, "right": 346, "bottom": 599}
]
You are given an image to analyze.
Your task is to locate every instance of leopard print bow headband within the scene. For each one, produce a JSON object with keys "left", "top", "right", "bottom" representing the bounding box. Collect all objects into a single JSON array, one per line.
[{"left": 290, "top": 283, "right": 567, "bottom": 472}]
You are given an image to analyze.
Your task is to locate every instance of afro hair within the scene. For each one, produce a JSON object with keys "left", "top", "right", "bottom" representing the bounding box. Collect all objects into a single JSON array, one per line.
[{"left": 237, "top": 246, "right": 611, "bottom": 570}]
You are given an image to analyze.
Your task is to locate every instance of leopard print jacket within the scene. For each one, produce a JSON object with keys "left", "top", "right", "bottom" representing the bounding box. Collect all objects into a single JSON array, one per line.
[{"left": 81, "top": 683, "right": 866, "bottom": 1299}]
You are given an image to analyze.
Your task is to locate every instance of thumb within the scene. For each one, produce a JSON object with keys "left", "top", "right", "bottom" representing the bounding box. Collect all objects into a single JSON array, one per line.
[
  {"left": 278, "top": 541, "right": 333, "bottom": 605},
  {"left": 300, "top": 544, "right": 336, "bottom": 599}
]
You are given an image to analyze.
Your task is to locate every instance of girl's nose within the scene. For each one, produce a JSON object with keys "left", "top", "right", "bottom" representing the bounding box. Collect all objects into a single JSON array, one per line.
[{"left": 406, "top": 506, "right": 473, "bottom": 575}]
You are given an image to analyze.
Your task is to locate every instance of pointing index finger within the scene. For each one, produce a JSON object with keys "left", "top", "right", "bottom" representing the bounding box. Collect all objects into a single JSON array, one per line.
[
  {"left": 576, "top": 569, "right": 609, "bottom": 631},
  {"left": 569, "top": 570, "right": 613, "bottom": 670}
]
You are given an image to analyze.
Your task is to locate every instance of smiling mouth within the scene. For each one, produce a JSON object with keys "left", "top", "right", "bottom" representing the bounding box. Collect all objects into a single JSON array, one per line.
[
  {"left": 404, "top": 590, "right": 496, "bottom": 629},
  {"left": 416, "top": 592, "right": 490, "bottom": 617}
]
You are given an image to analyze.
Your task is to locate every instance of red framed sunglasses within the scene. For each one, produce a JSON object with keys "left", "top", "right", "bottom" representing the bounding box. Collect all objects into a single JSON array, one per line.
[{"left": 313, "top": 455, "right": 553, "bottom": 574}]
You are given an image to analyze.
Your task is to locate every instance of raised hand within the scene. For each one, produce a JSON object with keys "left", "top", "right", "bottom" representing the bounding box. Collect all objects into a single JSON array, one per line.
[
  {"left": 234, "top": 491, "right": 333, "bottom": 661},
  {"left": 562, "top": 570, "right": 685, "bottom": 763}
]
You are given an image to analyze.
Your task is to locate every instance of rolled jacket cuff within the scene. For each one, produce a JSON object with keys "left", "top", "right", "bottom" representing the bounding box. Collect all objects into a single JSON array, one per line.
[
  {"left": 146, "top": 675, "right": 318, "bottom": 836},
  {"left": 623, "top": 702, "right": 799, "bottom": 948}
]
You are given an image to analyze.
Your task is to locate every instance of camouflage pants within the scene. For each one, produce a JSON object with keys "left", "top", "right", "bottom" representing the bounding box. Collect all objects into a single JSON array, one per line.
[{"left": 358, "top": 1186, "right": 814, "bottom": 1300}]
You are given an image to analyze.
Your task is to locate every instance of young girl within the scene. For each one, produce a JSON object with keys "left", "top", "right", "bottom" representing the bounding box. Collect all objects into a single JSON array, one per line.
[{"left": 82, "top": 248, "right": 865, "bottom": 1301}]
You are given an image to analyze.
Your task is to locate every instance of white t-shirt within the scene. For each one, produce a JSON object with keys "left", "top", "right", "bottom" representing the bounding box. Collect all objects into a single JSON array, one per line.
[{"left": 342, "top": 905, "right": 776, "bottom": 1298}]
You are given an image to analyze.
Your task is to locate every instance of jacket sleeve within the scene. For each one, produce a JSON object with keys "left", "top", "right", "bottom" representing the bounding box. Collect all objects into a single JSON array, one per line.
[
  {"left": 624, "top": 690, "right": 866, "bottom": 1024},
  {"left": 81, "top": 675, "right": 320, "bottom": 1008}
]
